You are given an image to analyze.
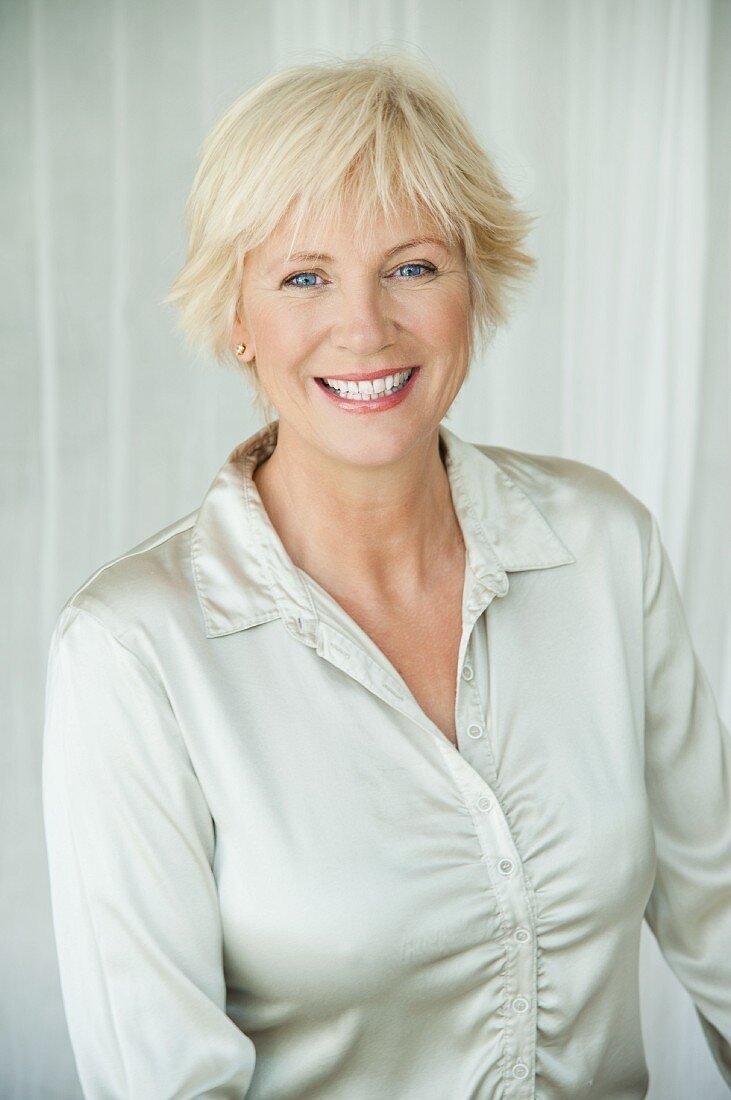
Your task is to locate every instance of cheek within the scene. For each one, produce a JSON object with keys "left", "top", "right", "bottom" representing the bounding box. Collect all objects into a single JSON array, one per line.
[
  {"left": 436, "top": 303, "right": 470, "bottom": 341},
  {"left": 419, "top": 309, "right": 470, "bottom": 368},
  {"left": 253, "top": 304, "right": 314, "bottom": 378},
  {"left": 412, "top": 281, "right": 470, "bottom": 342}
]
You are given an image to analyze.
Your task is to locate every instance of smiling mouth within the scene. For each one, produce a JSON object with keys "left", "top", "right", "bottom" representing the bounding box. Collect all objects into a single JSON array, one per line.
[{"left": 315, "top": 367, "right": 418, "bottom": 400}]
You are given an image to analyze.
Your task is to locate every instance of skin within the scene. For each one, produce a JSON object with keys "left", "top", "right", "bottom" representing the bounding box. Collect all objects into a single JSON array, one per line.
[{"left": 231, "top": 192, "right": 472, "bottom": 614}]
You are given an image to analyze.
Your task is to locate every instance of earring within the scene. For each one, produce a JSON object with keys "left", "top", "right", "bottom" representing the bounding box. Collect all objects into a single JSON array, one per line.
[{"left": 235, "top": 343, "right": 247, "bottom": 357}]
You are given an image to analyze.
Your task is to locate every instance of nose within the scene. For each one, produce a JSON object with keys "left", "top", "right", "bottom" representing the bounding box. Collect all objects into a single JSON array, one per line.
[{"left": 330, "top": 277, "right": 397, "bottom": 356}]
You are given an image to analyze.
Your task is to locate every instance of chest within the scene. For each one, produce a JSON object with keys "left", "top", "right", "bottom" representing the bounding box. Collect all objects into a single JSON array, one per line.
[
  {"left": 331, "top": 576, "right": 466, "bottom": 750},
  {"left": 180, "top": 573, "right": 655, "bottom": 1023}
]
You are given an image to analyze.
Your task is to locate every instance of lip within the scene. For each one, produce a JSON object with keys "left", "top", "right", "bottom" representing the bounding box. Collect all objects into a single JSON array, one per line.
[
  {"left": 313, "top": 366, "right": 420, "bottom": 413},
  {"left": 314, "top": 366, "right": 420, "bottom": 382}
]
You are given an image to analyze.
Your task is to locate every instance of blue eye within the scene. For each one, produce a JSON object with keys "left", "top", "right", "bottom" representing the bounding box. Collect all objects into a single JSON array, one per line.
[
  {"left": 285, "top": 271, "right": 322, "bottom": 289},
  {"left": 395, "top": 262, "right": 435, "bottom": 279}
]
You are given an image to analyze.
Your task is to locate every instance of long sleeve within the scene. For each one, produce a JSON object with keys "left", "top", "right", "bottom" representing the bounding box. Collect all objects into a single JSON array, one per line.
[
  {"left": 641, "top": 508, "right": 731, "bottom": 1085},
  {"left": 41, "top": 604, "right": 256, "bottom": 1100}
]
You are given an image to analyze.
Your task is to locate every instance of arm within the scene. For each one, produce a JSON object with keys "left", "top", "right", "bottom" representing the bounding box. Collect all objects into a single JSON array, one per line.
[
  {"left": 641, "top": 508, "right": 731, "bottom": 1084},
  {"left": 42, "top": 605, "right": 256, "bottom": 1099}
]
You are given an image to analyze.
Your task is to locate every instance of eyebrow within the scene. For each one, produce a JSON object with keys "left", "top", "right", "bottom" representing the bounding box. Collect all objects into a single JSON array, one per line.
[{"left": 274, "top": 236, "right": 450, "bottom": 268}]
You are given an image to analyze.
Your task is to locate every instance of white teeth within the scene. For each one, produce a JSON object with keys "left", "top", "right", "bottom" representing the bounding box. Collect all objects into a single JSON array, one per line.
[{"left": 321, "top": 368, "right": 414, "bottom": 399}]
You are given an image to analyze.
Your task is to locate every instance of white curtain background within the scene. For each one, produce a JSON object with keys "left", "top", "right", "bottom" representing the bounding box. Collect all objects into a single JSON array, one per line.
[{"left": 2, "top": 1, "right": 729, "bottom": 1097}]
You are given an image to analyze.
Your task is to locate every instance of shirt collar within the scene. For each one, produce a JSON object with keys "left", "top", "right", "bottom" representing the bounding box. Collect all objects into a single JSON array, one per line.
[{"left": 191, "top": 418, "right": 575, "bottom": 640}]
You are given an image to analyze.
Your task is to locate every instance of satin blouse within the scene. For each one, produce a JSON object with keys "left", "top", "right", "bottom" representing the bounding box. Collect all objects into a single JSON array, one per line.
[{"left": 42, "top": 418, "right": 731, "bottom": 1099}]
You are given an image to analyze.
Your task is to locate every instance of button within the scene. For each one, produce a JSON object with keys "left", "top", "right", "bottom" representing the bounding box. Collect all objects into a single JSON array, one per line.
[
  {"left": 512, "top": 996, "right": 529, "bottom": 1013},
  {"left": 511, "top": 1061, "right": 529, "bottom": 1080},
  {"left": 462, "top": 664, "right": 474, "bottom": 681},
  {"left": 498, "top": 858, "right": 514, "bottom": 875},
  {"left": 476, "top": 795, "right": 492, "bottom": 812},
  {"left": 514, "top": 927, "right": 530, "bottom": 943},
  {"left": 467, "top": 722, "right": 483, "bottom": 739}
]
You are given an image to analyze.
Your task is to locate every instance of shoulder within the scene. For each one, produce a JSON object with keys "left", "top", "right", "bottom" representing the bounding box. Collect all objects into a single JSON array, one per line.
[
  {"left": 54, "top": 510, "right": 200, "bottom": 654},
  {"left": 473, "top": 441, "right": 654, "bottom": 569}
]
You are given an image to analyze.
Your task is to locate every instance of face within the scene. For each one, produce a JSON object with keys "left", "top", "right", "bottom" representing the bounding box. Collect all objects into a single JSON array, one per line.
[{"left": 232, "top": 193, "right": 472, "bottom": 469}]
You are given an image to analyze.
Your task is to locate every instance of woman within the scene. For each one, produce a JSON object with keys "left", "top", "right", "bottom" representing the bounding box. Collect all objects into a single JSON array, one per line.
[{"left": 42, "top": 52, "right": 731, "bottom": 1099}]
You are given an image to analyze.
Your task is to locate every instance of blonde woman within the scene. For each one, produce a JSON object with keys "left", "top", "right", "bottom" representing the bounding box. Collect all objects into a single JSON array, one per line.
[{"left": 42, "top": 52, "right": 731, "bottom": 1099}]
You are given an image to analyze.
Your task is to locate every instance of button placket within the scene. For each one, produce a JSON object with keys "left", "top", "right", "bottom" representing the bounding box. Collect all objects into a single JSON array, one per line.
[
  {"left": 452, "top": 606, "right": 535, "bottom": 1097},
  {"left": 455, "top": 597, "right": 498, "bottom": 779},
  {"left": 455, "top": 598, "right": 536, "bottom": 1091},
  {"left": 451, "top": 763, "right": 536, "bottom": 1096},
  {"left": 456, "top": 628, "right": 493, "bottom": 763}
]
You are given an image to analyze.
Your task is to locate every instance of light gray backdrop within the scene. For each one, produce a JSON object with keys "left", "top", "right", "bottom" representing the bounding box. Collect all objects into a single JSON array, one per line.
[{"left": 2, "top": 1, "right": 730, "bottom": 1098}]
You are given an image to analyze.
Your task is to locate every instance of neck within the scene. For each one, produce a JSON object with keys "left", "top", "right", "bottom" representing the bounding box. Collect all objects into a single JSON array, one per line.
[{"left": 253, "top": 421, "right": 464, "bottom": 607}]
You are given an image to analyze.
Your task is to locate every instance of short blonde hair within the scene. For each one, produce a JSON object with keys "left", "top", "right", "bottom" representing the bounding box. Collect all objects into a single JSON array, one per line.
[{"left": 165, "top": 49, "right": 537, "bottom": 422}]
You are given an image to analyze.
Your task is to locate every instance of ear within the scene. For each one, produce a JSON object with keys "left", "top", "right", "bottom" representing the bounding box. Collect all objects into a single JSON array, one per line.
[{"left": 231, "top": 309, "right": 255, "bottom": 363}]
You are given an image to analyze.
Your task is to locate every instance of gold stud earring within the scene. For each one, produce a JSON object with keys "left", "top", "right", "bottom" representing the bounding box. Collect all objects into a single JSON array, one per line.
[{"left": 235, "top": 343, "right": 247, "bottom": 357}]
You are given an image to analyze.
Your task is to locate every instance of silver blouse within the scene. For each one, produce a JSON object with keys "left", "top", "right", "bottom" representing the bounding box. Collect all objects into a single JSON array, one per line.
[{"left": 42, "top": 418, "right": 731, "bottom": 1098}]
